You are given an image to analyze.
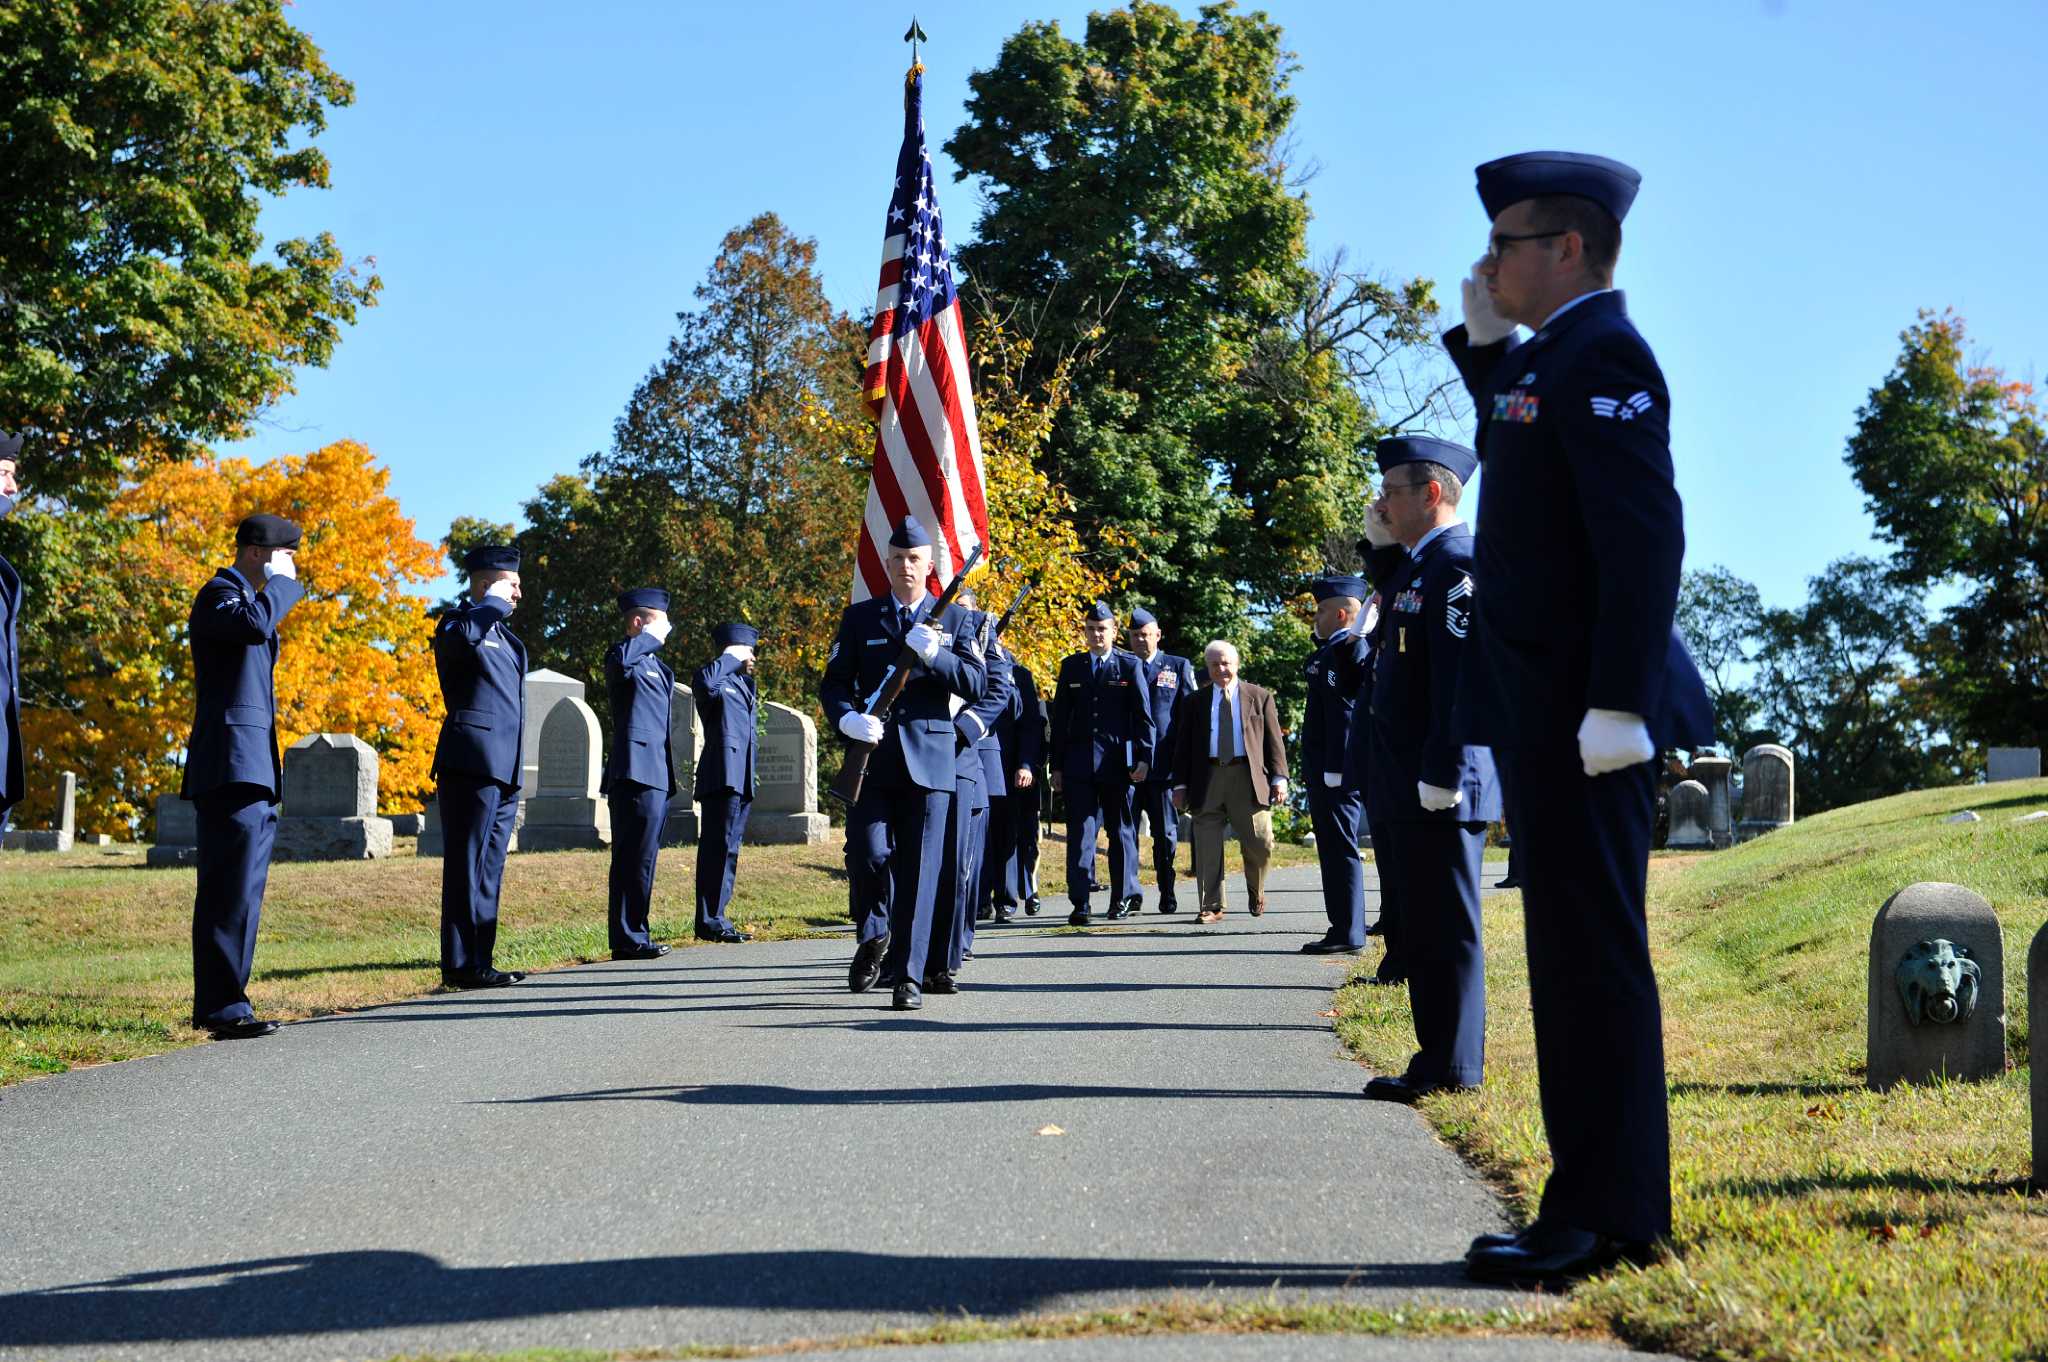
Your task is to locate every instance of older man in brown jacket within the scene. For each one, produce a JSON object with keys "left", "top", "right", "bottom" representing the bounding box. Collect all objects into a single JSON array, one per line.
[{"left": 1171, "top": 641, "right": 1289, "bottom": 921}]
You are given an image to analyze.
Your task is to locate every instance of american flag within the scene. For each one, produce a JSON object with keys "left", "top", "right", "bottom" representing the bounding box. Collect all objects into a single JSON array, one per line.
[{"left": 852, "top": 66, "right": 989, "bottom": 602}]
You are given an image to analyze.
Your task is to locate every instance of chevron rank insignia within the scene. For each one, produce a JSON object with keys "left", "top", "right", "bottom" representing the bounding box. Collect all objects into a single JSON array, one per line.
[
  {"left": 1445, "top": 575, "right": 1474, "bottom": 639},
  {"left": 1590, "top": 391, "right": 1655, "bottom": 420}
]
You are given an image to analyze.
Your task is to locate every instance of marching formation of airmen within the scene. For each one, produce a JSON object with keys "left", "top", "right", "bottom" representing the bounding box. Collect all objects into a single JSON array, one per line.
[{"left": 0, "top": 148, "right": 1709, "bottom": 1292}]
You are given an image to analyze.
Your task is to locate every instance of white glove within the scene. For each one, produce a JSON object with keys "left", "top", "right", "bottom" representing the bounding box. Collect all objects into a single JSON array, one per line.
[
  {"left": 1418, "top": 781, "right": 1462, "bottom": 812},
  {"left": 905, "top": 622, "right": 941, "bottom": 662},
  {"left": 837, "top": 711, "right": 885, "bottom": 745},
  {"left": 484, "top": 578, "right": 515, "bottom": 603},
  {"left": 1323, "top": 771, "right": 1342, "bottom": 788},
  {"left": 1270, "top": 777, "right": 1289, "bottom": 802},
  {"left": 720, "top": 643, "right": 753, "bottom": 662},
  {"left": 1461, "top": 261, "right": 1516, "bottom": 345},
  {"left": 1360, "top": 507, "right": 1397, "bottom": 548},
  {"left": 1361, "top": 600, "right": 1381, "bottom": 637},
  {"left": 1578, "top": 708, "right": 1655, "bottom": 777},
  {"left": 645, "top": 619, "right": 673, "bottom": 645},
  {"left": 263, "top": 552, "right": 297, "bottom": 582}
]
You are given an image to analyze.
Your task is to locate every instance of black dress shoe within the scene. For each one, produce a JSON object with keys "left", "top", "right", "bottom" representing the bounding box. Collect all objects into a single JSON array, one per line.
[
  {"left": 695, "top": 926, "right": 751, "bottom": 943},
  {"left": 1494, "top": 876, "right": 1521, "bottom": 890},
  {"left": 849, "top": 935, "right": 890, "bottom": 993},
  {"left": 1301, "top": 938, "right": 1364, "bottom": 955},
  {"left": 974, "top": 905, "right": 993, "bottom": 922},
  {"left": 201, "top": 1017, "right": 279, "bottom": 1040},
  {"left": 611, "top": 943, "right": 672, "bottom": 960},
  {"left": 1157, "top": 895, "right": 1178, "bottom": 914},
  {"left": 1361, "top": 1074, "right": 1477, "bottom": 1104},
  {"left": 922, "top": 971, "right": 959, "bottom": 995},
  {"left": 1023, "top": 897, "right": 1041, "bottom": 916},
  {"left": 1364, "top": 921, "right": 1383, "bottom": 937},
  {"left": 1104, "top": 900, "right": 1129, "bottom": 920},
  {"left": 1465, "top": 1224, "right": 1655, "bottom": 1289},
  {"left": 1467, "top": 1229, "right": 1525, "bottom": 1257},
  {"left": 442, "top": 968, "right": 526, "bottom": 989},
  {"left": 892, "top": 981, "right": 923, "bottom": 1010},
  {"left": 992, "top": 906, "right": 1016, "bottom": 923},
  {"left": 1067, "top": 908, "right": 1091, "bottom": 926}
]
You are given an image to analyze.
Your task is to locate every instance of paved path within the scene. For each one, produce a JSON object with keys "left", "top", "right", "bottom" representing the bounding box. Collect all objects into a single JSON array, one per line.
[{"left": 0, "top": 861, "right": 1669, "bottom": 1361}]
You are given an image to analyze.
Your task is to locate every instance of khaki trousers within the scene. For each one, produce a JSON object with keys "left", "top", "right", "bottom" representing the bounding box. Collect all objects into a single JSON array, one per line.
[{"left": 1191, "top": 759, "right": 1274, "bottom": 913}]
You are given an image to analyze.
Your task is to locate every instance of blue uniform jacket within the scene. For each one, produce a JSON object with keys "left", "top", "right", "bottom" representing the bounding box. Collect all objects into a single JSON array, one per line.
[
  {"left": 1368, "top": 524, "right": 1500, "bottom": 825},
  {"left": 1443, "top": 292, "right": 1712, "bottom": 751},
  {"left": 603, "top": 632, "right": 679, "bottom": 796},
  {"left": 955, "top": 622, "right": 1016, "bottom": 794},
  {"left": 1049, "top": 649, "right": 1155, "bottom": 783},
  {"left": 1302, "top": 626, "right": 1371, "bottom": 784},
  {"left": 181, "top": 567, "right": 305, "bottom": 800},
  {"left": 432, "top": 594, "right": 528, "bottom": 787},
  {"left": 1135, "top": 651, "right": 1197, "bottom": 785},
  {"left": 819, "top": 593, "right": 988, "bottom": 792},
  {"left": 1343, "top": 542, "right": 1407, "bottom": 792},
  {"left": 0, "top": 550, "right": 21, "bottom": 811},
  {"left": 689, "top": 649, "right": 756, "bottom": 799},
  {"left": 1000, "top": 661, "right": 1046, "bottom": 784}
]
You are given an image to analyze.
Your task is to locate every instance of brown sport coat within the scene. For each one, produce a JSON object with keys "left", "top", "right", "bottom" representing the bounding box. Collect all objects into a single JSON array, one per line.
[{"left": 1172, "top": 680, "right": 1288, "bottom": 809}]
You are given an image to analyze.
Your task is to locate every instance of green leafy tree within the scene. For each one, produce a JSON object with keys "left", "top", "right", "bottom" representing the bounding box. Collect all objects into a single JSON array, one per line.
[
  {"left": 944, "top": 2, "right": 1443, "bottom": 660},
  {"left": 0, "top": 0, "right": 380, "bottom": 500},
  {"left": 1676, "top": 565, "right": 1765, "bottom": 748},
  {"left": 1844, "top": 310, "right": 2046, "bottom": 750}
]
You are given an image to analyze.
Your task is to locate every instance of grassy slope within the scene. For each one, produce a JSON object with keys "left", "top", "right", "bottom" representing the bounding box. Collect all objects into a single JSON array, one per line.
[
  {"left": 1338, "top": 778, "right": 2048, "bottom": 1362},
  {"left": 0, "top": 833, "right": 1308, "bottom": 1086}
]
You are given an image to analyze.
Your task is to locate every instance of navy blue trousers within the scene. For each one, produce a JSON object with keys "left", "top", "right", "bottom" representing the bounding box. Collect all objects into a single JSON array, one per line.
[
  {"left": 607, "top": 781, "right": 666, "bottom": 952},
  {"left": 1378, "top": 819, "right": 1487, "bottom": 1088},
  {"left": 846, "top": 781, "right": 952, "bottom": 986},
  {"left": 1368, "top": 795, "right": 1407, "bottom": 982},
  {"left": 932, "top": 783, "right": 987, "bottom": 975},
  {"left": 1065, "top": 776, "right": 1137, "bottom": 910},
  {"left": 1014, "top": 780, "right": 1042, "bottom": 903},
  {"left": 438, "top": 773, "right": 520, "bottom": 974},
  {"left": 694, "top": 789, "right": 751, "bottom": 935},
  {"left": 191, "top": 784, "right": 277, "bottom": 1026},
  {"left": 1309, "top": 780, "right": 1367, "bottom": 946},
  {"left": 981, "top": 792, "right": 1015, "bottom": 911},
  {"left": 1495, "top": 749, "right": 1670, "bottom": 1244},
  {"left": 1134, "top": 780, "right": 1183, "bottom": 904}
]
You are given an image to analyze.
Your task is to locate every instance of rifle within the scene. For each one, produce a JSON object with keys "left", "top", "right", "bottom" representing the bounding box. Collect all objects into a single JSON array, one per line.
[
  {"left": 828, "top": 544, "right": 984, "bottom": 807},
  {"left": 991, "top": 575, "right": 1036, "bottom": 640}
]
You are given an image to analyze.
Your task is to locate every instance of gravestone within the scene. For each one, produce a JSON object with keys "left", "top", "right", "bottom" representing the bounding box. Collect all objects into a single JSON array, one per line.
[
  {"left": 1665, "top": 780, "right": 1713, "bottom": 850},
  {"left": 417, "top": 794, "right": 526, "bottom": 858},
  {"left": 273, "top": 734, "right": 394, "bottom": 861},
  {"left": 521, "top": 669, "right": 586, "bottom": 798},
  {"left": 1, "top": 771, "right": 76, "bottom": 852},
  {"left": 1987, "top": 747, "right": 2042, "bottom": 783},
  {"left": 747, "top": 702, "right": 830, "bottom": 844},
  {"left": 661, "top": 683, "right": 704, "bottom": 846},
  {"left": 1866, "top": 882, "right": 2005, "bottom": 1091},
  {"left": 519, "top": 696, "right": 610, "bottom": 851},
  {"left": 388, "top": 812, "right": 423, "bottom": 837},
  {"left": 1736, "top": 744, "right": 1795, "bottom": 843},
  {"left": 2031, "top": 921, "right": 2047, "bottom": 1192},
  {"left": 1689, "top": 755, "right": 1735, "bottom": 849},
  {"left": 147, "top": 793, "right": 200, "bottom": 867}
]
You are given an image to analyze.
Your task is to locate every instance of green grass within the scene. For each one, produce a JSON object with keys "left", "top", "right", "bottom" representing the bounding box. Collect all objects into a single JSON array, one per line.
[
  {"left": 1337, "top": 778, "right": 2048, "bottom": 1362},
  {"left": 0, "top": 831, "right": 1308, "bottom": 1087}
]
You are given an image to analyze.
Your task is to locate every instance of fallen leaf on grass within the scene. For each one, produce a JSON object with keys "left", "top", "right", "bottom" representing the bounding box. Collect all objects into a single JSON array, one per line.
[{"left": 1317, "top": 1009, "right": 1338, "bottom": 1018}]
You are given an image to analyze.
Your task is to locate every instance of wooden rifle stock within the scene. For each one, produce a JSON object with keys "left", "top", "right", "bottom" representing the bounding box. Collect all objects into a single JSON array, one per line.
[{"left": 828, "top": 546, "right": 985, "bottom": 807}]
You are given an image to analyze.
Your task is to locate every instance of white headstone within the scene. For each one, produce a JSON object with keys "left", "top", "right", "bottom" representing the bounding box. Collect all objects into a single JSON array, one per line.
[
  {"left": 520, "top": 696, "right": 610, "bottom": 850},
  {"left": 521, "top": 668, "right": 587, "bottom": 798},
  {"left": 1735, "top": 744, "right": 1794, "bottom": 842},
  {"left": 749, "top": 702, "right": 829, "bottom": 845},
  {"left": 1689, "top": 755, "right": 1735, "bottom": 850},
  {"left": 1666, "top": 779, "right": 1713, "bottom": 850},
  {"left": 274, "top": 734, "right": 393, "bottom": 861},
  {"left": 662, "top": 683, "right": 704, "bottom": 845}
]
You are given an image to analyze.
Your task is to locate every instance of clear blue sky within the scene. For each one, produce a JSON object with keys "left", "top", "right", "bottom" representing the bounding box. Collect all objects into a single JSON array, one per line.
[{"left": 236, "top": 0, "right": 2046, "bottom": 611}]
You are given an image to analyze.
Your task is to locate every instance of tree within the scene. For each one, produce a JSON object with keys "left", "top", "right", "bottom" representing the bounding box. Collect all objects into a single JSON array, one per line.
[
  {"left": 14, "top": 441, "right": 443, "bottom": 836},
  {"left": 1747, "top": 557, "right": 1963, "bottom": 812},
  {"left": 0, "top": 0, "right": 380, "bottom": 501},
  {"left": 1676, "top": 565, "right": 1765, "bottom": 748},
  {"left": 1844, "top": 311, "right": 2047, "bottom": 750},
  {"left": 944, "top": 2, "right": 1442, "bottom": 658}
]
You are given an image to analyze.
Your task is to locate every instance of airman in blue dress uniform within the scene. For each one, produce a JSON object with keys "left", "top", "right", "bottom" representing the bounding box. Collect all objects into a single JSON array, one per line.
[
  {"left": 432, "top": 545, "right": 529, "bottom": 990},
  {"left": 0, "top": 434, "right": 23, "bottom": 827},
  {"left": 1049, "top": 602, "right": 1155, "bottom": 925},
  {"left": 692, "top": 620, "right": 761, "bottom": 945},
  {"left": 183, "top": 512, "right": 304, "bottom": 1039},
  {"left": 601, "top": 588, "right": 678, "bottom": 961},
  {"left": 976, "top": 629, "right": 1029, "bottom": 925},
  {"left": 1127, "top": 607, "right": 1197, "bottom": 914},
  {"left": 819, "top": 515, "right": 987, "bottom": 1010},
  {"left": 1299, "top": 575, "right": 1374, "bottom": 954},
  {"left": 1357, "top": 435, "right": 1499, "bottom": 1105},
  {"left": 1004, "top": 658, "right": 1047, "bottom": 916},
  {"left": 1441, "top": 152, "right": 1713, "bottom": 1288},
  {"left": 928, "top": 595, "right": 1012, "bottom": 988}
]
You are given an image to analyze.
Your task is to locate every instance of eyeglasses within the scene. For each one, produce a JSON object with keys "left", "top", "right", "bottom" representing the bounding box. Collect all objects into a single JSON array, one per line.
[
  {"left": 1378, "top": 479, "right": 1434, "bottom": 496},
  {"left": 1482, "top": 229, "right": 1568, "bottom": 263}
]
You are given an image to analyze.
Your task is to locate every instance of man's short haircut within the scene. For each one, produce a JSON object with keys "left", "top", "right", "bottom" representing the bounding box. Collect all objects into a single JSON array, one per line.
[
  {"left": 1526, "top": 193, "right": 1621, "bottom": 277},
  {"left": 1408, "top": 461, "right": 1465, "bottom": 508},
  {"left": 1204, "top": 640, "right": 1240, "bottom": 665}
]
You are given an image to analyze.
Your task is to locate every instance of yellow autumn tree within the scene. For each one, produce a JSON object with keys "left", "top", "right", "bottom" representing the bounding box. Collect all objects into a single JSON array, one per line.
[{"left": 18, "top": 441, "right": 443, "bottom": 836}]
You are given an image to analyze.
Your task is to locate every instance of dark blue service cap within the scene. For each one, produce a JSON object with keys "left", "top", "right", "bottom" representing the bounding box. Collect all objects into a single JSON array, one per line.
[
  {"left": 1377, "top": 435, "right": 1479, "bottom": 486},
  {"left": 0, "top": 431, "right": 22, "bottom": 464},
  {"left": 235, "top": 513, "right": 302, "bottom": 550},
  {"left": 1312, "top": 575, "right": 1368, "bottom": 603},
  {"left": 1129, "top": 606, "right": 1158, "bottom": 628},
  {"left": 889, "top": 514, "right": 932, "bottom": 549},
  {"left": 617, "top": 587, "right": 669, "bottom": 612},
  {"left": 1476, "top": 151, "right": 1640, "bottom": 224},
  {"left": 462, "top": 544, "right": 521, "bottom": 573},
  {"left": 713, "top": 621, "right": 760, "bottom": 649},
  {"left": 1084, "top": 600, "right": 1114, "bottom": 622}
]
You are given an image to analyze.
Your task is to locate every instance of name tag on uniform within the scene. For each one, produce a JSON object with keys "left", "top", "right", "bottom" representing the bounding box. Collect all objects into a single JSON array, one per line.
[
  {"left": 866, "top": 637, "right": 889, "bottom": 646},
  {"left": 483, "top": 638, "right": 503, "bottom": 648}
]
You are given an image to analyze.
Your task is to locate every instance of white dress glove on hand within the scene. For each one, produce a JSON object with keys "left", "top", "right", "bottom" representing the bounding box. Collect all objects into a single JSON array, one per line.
[
  {"left": 1418, "top": 781, "right": 1463, "bottom": 812},
  {"left": 263, "top": 552, "right": 297, "bottom": 582},
  {"left": 1360, "top": 508, "right": 1397, "bottom": 549},
  {"left": 1578, "top": 708, "right": 1655, "bottom": 777},
  {"left": 837, "top": 711, "right": 885, "bottom": 745},
  {"left": 720, "top": 643, "right": 753, "bottom": 662},
  {"left": 904, "top": 622, "right": 941, "bottom": 663},
  {"left": 1323, "top": 771, "right": 1342, "bottom": 788},
  {"left": 645, "top": 619, "right": 673, "bottom": 645},
  {"left": 1461, "top": 261, "right": 1517, "bottom": 346},
  {"left": 484, "top": 578, "right": 515, "bottom": 603}
]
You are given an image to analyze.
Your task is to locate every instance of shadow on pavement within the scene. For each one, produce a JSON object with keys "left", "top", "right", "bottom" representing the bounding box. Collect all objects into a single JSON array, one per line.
[
  {"left": 479, "top": 1081, "right": 1356, "bottom": 1107},
  {"left": 0, "top": 1248, "right": 1492, "bottom": 1348}
]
